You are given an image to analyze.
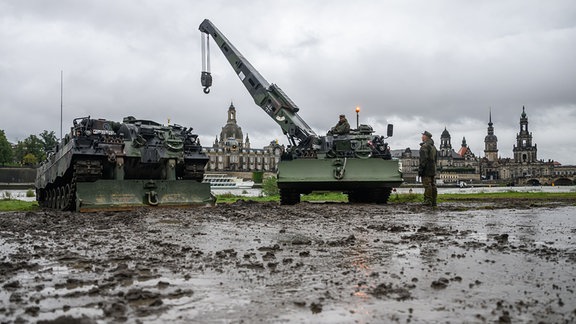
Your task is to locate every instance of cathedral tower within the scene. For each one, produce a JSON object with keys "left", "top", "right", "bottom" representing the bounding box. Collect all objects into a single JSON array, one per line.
[
  {"left": 484, "top": 109, "right": 499, "bottom": 162},
  {"left": 513, "top": 106, "right": 537, "bottom": 163},
  {"left": 439, "top": 127, "right": 452, "bottom": 157}
]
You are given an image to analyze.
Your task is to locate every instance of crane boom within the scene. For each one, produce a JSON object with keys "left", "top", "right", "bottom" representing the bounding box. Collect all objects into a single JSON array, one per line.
[{"left": 199, "top": 19, "right": 317, "bottom": 146}]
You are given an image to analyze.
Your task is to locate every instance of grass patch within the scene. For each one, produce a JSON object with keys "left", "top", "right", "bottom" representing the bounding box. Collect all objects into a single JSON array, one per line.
[
  {"left": 302, "top": 192, "right": 347, "bottom": 202},
  {"left": 388, "top": 193, "right": 423, "bottom": 204},
  {"left": 216, "top": 193, "right": 276, "bottom": 204},
  {"left": 0, "top": 199, "right": 39, "bottom": 211},
  {"left": 215, "top": 192, "right": 349, "bottom": 204}
]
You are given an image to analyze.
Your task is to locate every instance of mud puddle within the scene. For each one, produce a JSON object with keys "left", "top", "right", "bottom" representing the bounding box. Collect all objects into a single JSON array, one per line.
[{"left": 1, "top": 201, "right": 575, "bottom": 323}]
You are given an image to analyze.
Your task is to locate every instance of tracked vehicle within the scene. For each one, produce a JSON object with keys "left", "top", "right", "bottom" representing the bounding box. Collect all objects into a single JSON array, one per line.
[
  {"left": 35, "top": 116, "right": 214, "bottom": 212},
  {"left": 199, "top": 19, "right": 403, "bottom": 204}
]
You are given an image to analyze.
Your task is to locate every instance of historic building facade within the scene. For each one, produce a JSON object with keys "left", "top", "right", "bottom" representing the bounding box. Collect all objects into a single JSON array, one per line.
[
  {"left": 203, "top": 103, "right": 283, "bottom": 172},
  {"left": 553, "top": 164, "right": 576, "bottom": 185},
  {"left": 481, "top": 106, "right": 555, "bottom": 185},
  {"left": 395, "top": 106, "right": 573, "bottom": 185},
  {"left": 436, "top": 128, "right": 480, "bottom": 183}
]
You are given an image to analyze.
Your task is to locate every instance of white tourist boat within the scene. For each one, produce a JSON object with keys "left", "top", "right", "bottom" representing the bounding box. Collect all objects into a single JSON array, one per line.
[{"left": 202, "top": 173, "right": 255, "bottom": 189}]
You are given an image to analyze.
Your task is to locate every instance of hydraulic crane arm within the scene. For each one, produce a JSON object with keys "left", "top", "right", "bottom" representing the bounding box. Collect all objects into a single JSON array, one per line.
[{"left": 199, "top": 19, "right": 317, "bottom": 146}]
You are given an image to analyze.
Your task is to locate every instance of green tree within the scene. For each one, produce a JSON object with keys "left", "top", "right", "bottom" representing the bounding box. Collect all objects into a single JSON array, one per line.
[
  {"left": 39, "top": 130, "right": 58, "bottom": 153},
  {"left": 22, "top": 153, "right": 38, "bottom": 166},
  {"left": 262, "top": 176, "right": 279, "bottom": 196},
  {"left": 0, "top": 130, "right": 14, "bottom": 166},
  {"left": 14, "top": 134, "right": 44, "bottom": 166}
]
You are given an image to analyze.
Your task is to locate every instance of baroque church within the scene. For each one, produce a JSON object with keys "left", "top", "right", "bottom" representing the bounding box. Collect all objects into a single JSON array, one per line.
[
  {"left": 480, "top": 106, "right": 555, "bottom": 185},
  {"left": 203, "top": 103, "right": 283, "bottom": 172},
  {"left": 436, "top": 127, "right": 480, "bottom": 183}
]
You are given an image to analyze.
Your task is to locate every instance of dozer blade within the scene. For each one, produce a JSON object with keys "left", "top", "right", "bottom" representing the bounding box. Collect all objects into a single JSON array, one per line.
[
  {"left": 75, "top": 180, "right": 215, "bottom": 212},
  {"left": 277, "top": 158, "right": 403, "bottom": 190}
]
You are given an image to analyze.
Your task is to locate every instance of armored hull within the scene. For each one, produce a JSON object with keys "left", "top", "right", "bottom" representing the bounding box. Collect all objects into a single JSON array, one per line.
[
  {"left": 277, "top": 128, "right": 403, "bottom": 205},
  {"left": 277, "top": 158, "right": 402, "bottom": 204},
  {"left": 35, "top": 116, "right": 214, "bottom": 212}
]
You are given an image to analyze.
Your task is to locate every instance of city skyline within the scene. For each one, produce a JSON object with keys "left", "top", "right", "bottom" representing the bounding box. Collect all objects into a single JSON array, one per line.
[{"left": 394, "top": 106, "right": 568, "bottom": 164}]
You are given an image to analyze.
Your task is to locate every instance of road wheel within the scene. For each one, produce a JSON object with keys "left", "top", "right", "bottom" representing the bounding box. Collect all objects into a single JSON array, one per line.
[
  {"left": 61, "top": 185, "right": 70, "bottom": 211},
  {"left": 36, "top": 189, "right": 46, "bottom": 207},
  {"left": 49, "top": 188, "right": 56, "bottom": 209},
  {"left": 65, "top": 184, "right": 74, "bottom": 211},
  {"left": 45, "top": 189, "right": 51, "bottom": 208},
  {"left": 56, "top": 187, "right": 63, "bottom": 210}
]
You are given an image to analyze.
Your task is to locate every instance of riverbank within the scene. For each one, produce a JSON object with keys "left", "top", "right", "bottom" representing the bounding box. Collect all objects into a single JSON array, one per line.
[{"left": 2, "top": 187, "right": 575, "bottom": 212}]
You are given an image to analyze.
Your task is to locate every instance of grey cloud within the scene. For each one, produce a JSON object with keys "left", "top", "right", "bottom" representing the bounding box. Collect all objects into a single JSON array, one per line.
[{"left": 1, "top": 0, "right": 575, "bottom": 165}]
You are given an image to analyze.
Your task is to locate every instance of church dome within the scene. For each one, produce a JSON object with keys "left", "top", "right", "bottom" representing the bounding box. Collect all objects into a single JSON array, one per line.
[
  {"left": 219, "top": 103, "right": 243, "bottom": 141},
  {"left": 441, "top": 127, "right": 450, "bottom": 138},
  {"left": 220, "top": 124, "right": 243, "bottom": 141}
]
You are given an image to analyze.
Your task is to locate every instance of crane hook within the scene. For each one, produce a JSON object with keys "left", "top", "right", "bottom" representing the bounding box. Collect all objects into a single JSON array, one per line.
[{"left": 201, "top": 71, "right": 212, "bottom": 95}]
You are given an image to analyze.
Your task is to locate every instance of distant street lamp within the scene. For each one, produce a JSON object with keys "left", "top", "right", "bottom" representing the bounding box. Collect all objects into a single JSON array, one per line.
[{"left": 355, "top": 106, "right": 360, "bottom": 128}]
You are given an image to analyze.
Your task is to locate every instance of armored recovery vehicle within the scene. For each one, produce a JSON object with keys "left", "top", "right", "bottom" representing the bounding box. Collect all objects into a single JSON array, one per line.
[
  {"left": 35, "top": 116, "right": 214, "bottom": 212},
  {"left": 199, "top": 19, "right": 403, "bottom": 204}
]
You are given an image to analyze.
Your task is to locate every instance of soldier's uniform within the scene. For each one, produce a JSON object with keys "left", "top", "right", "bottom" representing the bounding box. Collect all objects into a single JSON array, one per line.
[
  {"left": 419, "top": 131, "right": 438, "bottom": 206},
  {"left": 331, "top": 115, "right": 350, "bottom": 135}
]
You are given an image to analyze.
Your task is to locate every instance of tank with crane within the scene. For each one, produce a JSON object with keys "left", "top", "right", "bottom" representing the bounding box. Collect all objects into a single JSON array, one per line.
[
  {"left": 35, "top": 116, "right": 214, "bottom": 212},
  {"left": 199, "top": 19, "right": 403, "bottom": 204}
]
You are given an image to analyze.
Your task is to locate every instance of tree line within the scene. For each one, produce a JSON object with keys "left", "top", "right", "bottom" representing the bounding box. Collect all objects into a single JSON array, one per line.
[{"left": 0, "top": 130, "right": 58, "bottom": 167}]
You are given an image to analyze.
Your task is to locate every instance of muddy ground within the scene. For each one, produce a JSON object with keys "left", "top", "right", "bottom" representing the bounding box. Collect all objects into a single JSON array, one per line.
[{"left": 1, "top": 200, "right": 575, "bottom": 323}]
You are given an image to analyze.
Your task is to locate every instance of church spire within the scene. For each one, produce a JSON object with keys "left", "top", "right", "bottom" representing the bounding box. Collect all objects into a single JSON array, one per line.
[
  {"left": 521, "top": 105, "right": 526, "bottom": 118},
  {"left": 514, "top": 106, "right": 536, "bottom": 163},
  {"left": 227, "top": 102, "right": 237, "bottom": 124},
  {"left": 484, "top": 108, "right": 498, "bottom": 162}
]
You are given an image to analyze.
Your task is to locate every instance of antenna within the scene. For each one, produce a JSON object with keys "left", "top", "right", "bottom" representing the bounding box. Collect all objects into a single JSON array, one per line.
[{"left": 60, "top": 70, "right": 63, "bottom": 140}]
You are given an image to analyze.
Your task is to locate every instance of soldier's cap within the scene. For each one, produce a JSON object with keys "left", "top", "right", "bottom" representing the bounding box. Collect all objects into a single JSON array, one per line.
[
  {"left": 422, "top": 130, "right": 433, "bottom": 138},
  {"left": 339, "top": 114, "right": 346, "bottom": 118}
]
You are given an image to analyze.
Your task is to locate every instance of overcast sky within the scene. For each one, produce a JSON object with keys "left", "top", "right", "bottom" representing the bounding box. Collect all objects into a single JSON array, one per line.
[{"left": 1, "top": 0, "right": 575, "bottom": 165}]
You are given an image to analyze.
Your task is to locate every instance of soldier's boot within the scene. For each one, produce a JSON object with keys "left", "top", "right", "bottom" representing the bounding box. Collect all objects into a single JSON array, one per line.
[
  {"left": 431, "top": 189, "right": 438, "bottom": 207},
  {"left": 423, "top": 189, "right": 433, "bottom": 206}
]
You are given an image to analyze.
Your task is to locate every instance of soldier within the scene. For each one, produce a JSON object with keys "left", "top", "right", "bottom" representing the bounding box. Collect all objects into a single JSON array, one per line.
[
  {"left": 419, "top": 130, "right": 438, "bottom": 207},
  {"left": 330, "top": 114, "right": 350, "bottom": 135}
]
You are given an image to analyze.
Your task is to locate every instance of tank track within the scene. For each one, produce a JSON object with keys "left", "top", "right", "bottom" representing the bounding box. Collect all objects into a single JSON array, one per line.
[
  {"left": 279, "top": 189, "right": 301, "bottom": 205},
  {"left": 347, "top": 188, "right": 392, "bottom": 204},
  {"left": 39, "top": 160, "right": 103, "bottom": 211}
]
